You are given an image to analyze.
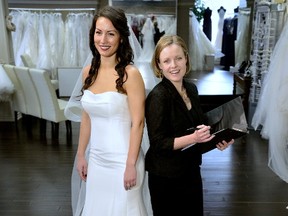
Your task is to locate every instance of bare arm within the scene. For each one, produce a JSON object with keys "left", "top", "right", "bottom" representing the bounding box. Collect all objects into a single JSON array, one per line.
[
  {"left": 123, "top": 65, "right": 146, "bottom": 190},
  {"left": 174, "top": 125, "right": 234, "bottom": 151},
  {"left": 173, "top": 125, "right": 214, "bottom": 150},
  {"left": 76, "top": 66, "right": 91, "bottom": 181}
]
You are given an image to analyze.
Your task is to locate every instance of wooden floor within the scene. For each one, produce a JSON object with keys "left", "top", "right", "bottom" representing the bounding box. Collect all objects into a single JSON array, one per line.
[
  {"left": 1, "top": 66, "right": 288, "bottom": 216},
  {"left": 1, "top": 115, "right": 288, "bottom": 216}
]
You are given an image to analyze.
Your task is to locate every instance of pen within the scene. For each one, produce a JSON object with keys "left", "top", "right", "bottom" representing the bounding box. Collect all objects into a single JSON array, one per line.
[{"left": 186, "top": 127, "right": 200, "bottom": 132}]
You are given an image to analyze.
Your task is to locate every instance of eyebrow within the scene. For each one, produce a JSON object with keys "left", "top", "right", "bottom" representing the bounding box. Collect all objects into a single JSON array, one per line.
[{"left": 95, "top": 28, "right": 118, "bottom": 33}]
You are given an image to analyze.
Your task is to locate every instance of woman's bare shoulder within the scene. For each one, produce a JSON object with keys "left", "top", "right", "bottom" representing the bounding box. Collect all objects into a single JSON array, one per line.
[
  {"left": 82, "top": 65, "right": 91, "bottom": 79},
  {"left": 124, "top": 64, "right": 145, "bottom": 93},
  {"left": 125, "top": 64, "right": 142, "bottom": 79}
]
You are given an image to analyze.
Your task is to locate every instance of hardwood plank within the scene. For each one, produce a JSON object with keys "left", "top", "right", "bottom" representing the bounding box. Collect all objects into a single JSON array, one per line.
[{"left": 1, "top": 66, "right": 288, "bottom": 215}]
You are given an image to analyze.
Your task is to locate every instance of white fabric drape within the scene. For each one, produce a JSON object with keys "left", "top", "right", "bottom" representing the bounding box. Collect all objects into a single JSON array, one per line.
[
  {"left": 9, "top": 10, "right": 93, "bottom": 71},
  {"left": 0, "top": 64, "right": 14, "bottom": 101},
  {"left": 251, "top": 16, "right": 288, "bottom": 183},
  {"left": 235, "top": 9, "right": 251, "bottom": 66}
]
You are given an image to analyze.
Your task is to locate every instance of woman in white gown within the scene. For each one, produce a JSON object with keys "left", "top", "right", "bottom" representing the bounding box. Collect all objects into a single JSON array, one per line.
[
  {"left": 66, "top": 6, "right": 152, "bottom": 215},
  {"left": 251, "top": 16, "right": 288, "bottom": 183}
]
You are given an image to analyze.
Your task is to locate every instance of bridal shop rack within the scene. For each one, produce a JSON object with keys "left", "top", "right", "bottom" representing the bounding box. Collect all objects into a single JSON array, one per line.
[
  {"left": 249, "top": 0, "right": 287, "bottom": 103},
  {"left": 9, "top": 8, "right": 94, "bottom": 69},
  {"left": 9, "top": 7, "right": 96, "bottom": 18},
  {"left": 9, "top": 8, "right": 96, "bottom": 13}
]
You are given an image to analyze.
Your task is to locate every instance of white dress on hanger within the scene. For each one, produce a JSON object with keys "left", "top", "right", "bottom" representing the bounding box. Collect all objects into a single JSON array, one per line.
[
  {"left": 235, "top": 9, "right": 251, "bottom": 65},
  {"left": 139, "top": 17, "right": 155, "bottom": 62},
  {"left": 37, "top": 13, "right": 52, "bottom": 70},
  {"left": 63, "top": 13, "right": 78, "bottom": 67},
  {"left": 251, "top": 16, "right": 288, "bottom": 183},
  {"left": 11, "top": 11, "right": 39, "bottom": 67},
  {"left": 214, "top": 8, "right": 226, "bottom": 52},
  {"left": 189, "top": 11, "right": 223, "bottom": 71}
]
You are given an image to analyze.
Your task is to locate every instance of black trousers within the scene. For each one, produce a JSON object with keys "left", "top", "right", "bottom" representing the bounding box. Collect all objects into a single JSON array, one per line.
[{"left": 148, "top": 171, "right": 203, "bottom": 216}]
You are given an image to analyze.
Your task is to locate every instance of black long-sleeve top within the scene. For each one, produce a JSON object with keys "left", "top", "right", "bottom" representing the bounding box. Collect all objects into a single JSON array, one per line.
[{"left": 145, "top": 77, "right": 207, "bottom": 178}]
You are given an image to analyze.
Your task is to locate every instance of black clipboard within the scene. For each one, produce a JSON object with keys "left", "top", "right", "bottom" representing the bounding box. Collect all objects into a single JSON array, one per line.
[
  {"left": 182, "top": 127, "right": 248, "bottom": 152},
  {"left": 201, "top": 128, "right": 248, "bottom": 153},
  {"left": 212, "top": 128, "right": 248, "bottom": 143}
]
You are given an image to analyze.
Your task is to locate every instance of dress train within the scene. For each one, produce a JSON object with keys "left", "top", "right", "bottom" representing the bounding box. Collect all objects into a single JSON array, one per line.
[{"left": 251, "top": 17, "right": 288, "bottom": 183}]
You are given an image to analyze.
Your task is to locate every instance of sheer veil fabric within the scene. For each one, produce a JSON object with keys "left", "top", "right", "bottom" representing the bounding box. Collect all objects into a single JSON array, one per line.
[
  {"left": 65, "top": 25, "right": 156, "bottom": 216},
  {"left": 251, "top": 17, "right": 288, "bottom": 183}
]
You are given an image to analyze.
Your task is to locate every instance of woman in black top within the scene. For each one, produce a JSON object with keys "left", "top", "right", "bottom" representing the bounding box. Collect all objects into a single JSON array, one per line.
[{"left": 145, "top": 35, "right": 234, "bottom": 216}]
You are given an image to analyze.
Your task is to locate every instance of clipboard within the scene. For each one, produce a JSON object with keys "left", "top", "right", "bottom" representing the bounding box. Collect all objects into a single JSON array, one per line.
[
  {"left": 212, "top": 127, "right": 248, "bottom": 143},
  {"left": 181, "top": 127, "right": 248, "bottom": 152},
  {"left": 200, "top": 127, "right": 248, "bottom": 153}
]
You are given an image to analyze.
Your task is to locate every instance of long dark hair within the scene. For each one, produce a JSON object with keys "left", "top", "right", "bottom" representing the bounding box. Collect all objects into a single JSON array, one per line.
[{"left": 82, "top": 6, "right": 134, "bottom": 94}]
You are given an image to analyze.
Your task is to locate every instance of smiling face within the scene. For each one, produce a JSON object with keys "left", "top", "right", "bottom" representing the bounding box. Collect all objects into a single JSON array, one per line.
[
  {"left": 158, "top": 43, "right": 187, "bottom": 84},
  {"left": 94, "top": 17, "right": 121, "bottom": 58}
]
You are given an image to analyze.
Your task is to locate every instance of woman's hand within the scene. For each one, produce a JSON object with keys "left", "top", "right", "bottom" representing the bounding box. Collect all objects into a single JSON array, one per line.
[
  {"left": 216, "top": 139, "right": 234, "bottom": 151},
  {"left": 193, "top": 124, "right": 215, "bottom": 143},
  {"left": 77, "top": 156, "right": 88, "bottom": 181},
  {"left": 124, "top": 164, "right": 137, "bottom": 191}
]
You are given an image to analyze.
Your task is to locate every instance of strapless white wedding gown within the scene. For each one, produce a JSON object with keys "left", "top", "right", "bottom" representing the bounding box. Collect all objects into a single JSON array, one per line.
[{"left": 79, "top": 90, "right": 148, "bottom": 216}]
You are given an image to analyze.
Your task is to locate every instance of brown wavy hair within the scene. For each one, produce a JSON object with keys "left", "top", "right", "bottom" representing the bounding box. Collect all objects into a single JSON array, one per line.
[{"left": 81, "top": 6, "right": 134, "bottom": 94}]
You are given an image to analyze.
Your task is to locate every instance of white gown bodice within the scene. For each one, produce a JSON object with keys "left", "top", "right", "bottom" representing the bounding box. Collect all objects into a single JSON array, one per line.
[{"left": 82, "top": 91, "right": 131, "bottom": 156}]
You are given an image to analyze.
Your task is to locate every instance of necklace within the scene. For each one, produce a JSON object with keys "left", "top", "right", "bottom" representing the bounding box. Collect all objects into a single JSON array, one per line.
[{"left": 180, "top": 87, "right": 192, "bottom": 110}]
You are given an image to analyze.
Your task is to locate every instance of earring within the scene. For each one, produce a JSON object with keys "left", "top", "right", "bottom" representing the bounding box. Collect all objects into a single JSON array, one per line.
[{"left": 159, "top": 69, "right": 163, "bottom": 78}]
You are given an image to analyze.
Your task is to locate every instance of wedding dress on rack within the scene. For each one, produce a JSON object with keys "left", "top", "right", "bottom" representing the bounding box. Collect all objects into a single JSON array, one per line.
[
  {"left": 130, "top": 17, "right": 159, "bottom": 95},
  {"left": 189, "top": 11, "right": 224, "bottom": 71},
  {"left": 139, "top": 17, "right": 155, "bottom": 62},
  {"left": 9, "top": 10, "right": 93, "bottom": 70},
  {"left": 214, "top": 7, "right": 226, "bottom": 53},
  {"left": 251, "top": 16, "right": 288, "bottom": 183},
  {"left": 235, "top": 8, "right": 251, "bottom": 66},
  {"left": 10, "top": 11, "right": 39, "bottom": 67}
]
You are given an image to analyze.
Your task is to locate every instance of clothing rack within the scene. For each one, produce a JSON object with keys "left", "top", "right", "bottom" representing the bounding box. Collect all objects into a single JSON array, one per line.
[
  {"left": 239, "top": 7, "right": 251, "bottom": 15},
  {"left": 249, "top": 0, "right": 287, "bottom": 103},
  {"left": 126, "top": 13, "right": 175, "bottom": 18},
  {"left": 9, "top": 8, "right": 95, "bottom": 22},
  {"left": 9, "top": 8, "right": 95, "bottom": 12}
]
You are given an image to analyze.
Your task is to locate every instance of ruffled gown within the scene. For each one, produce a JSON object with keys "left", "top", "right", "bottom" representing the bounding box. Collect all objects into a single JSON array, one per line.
[{"left": 251, "top": 17, "right": 288, "bottom": 183}]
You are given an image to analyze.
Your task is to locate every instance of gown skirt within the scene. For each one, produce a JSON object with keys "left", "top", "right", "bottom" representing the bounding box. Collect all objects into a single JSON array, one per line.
[{"left": 251, "top": 18, "right": 288, "bottom": 183}]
